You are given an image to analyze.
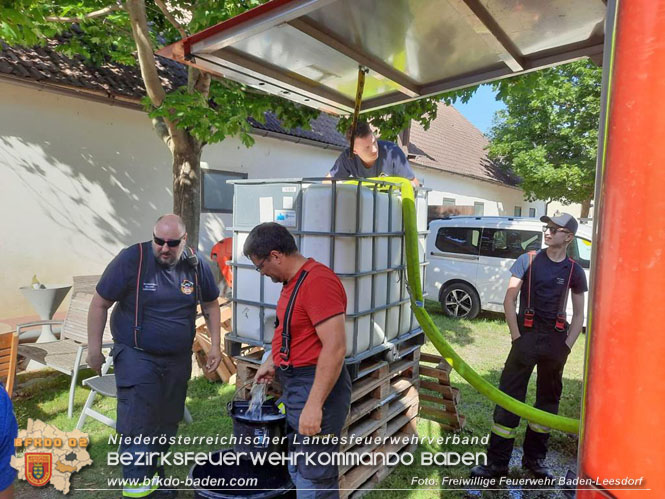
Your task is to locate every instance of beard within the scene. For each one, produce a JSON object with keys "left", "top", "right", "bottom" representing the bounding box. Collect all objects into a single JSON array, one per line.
[{"left": 153, "top": 247, "right": 180, "bottom": 267}]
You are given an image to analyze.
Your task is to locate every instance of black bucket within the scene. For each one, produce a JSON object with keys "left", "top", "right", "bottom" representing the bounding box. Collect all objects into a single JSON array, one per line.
[
  {"left": 227, "top": 398, "right": 288, "bottom": 455},
  {"left": 189, "top": 448, "right": 295, "bottom": 499}
]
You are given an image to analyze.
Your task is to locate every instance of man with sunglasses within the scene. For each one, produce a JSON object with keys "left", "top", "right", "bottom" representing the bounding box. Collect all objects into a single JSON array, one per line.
[
  {"left": 87, "top": 214, "right": 220, "bottom": 498},
  {"left": 471, "top": 213, "right": 587, "bottom": 482}
]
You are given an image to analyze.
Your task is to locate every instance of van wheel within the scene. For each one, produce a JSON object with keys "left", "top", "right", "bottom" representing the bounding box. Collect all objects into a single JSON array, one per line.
[{"left": 440, "top": 283, "right": 480, "bottom": 319}]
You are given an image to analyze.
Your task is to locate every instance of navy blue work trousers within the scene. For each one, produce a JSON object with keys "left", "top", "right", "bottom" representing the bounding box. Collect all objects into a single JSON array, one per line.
[
  {"left": 278, "top": 365, "right": 352, "bottom": 499},
  {"left": 112, "top": 343, "right": 192, "bottom": 491}
]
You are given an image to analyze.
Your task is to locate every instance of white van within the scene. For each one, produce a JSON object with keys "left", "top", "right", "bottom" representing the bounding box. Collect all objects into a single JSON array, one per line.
[{"left": 425, "top": 216, "right": 592, "bottom": 319}]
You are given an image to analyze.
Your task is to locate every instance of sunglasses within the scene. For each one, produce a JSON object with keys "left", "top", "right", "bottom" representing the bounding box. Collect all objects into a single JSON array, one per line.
[
  {"left": 153, "top": 233, "right": 184, "bottom": 248},
  {"left": 542, "top": 226, "right": 571, "bottom": 234}
]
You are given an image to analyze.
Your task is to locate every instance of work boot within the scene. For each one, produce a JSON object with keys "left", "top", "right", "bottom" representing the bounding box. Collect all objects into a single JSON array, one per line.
[
  {"left": 522, "top": 457, "right": 555, "bottom": 480},
  {"left": 470, "top": 462, "right": 509, "bottom": 479}
]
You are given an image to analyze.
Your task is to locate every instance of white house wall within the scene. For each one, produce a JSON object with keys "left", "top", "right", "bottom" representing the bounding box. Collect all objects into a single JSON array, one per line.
[
  {"left": 1, "top": 79, "right": 541, "bottom": 319},
  {"left": 417, "top": 165, "right": 545, "bottom": 217},
  {"left": 0, "top": 81, "right": 338, "bottom": 318}
]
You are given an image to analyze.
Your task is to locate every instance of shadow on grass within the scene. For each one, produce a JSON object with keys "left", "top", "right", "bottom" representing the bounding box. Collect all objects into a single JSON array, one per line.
[{"left": 424, "top": 301, "right": 476, "bottom": 347}]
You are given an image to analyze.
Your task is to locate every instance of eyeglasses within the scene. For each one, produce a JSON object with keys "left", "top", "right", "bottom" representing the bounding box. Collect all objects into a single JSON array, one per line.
[
  {"left": 542, "top": 226, "right": 571, "bottom": 234},
  {"left": 153, "top": 233, "right": 185, "bottom": 248},
  {"left": 254, "top": 257, "right": 268, "bottom": 272}
]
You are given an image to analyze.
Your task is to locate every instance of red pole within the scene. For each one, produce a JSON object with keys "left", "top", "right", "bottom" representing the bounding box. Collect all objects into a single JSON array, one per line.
[{"left": 578, "top": 0, "right": 665, "bottom": 497}]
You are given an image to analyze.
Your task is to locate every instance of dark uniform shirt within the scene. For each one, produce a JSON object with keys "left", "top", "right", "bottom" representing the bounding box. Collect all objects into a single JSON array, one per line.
[
  {"left": 97, "top": 243, "right": 219, "bottom": 354},
  {"left": 329, "top": 140, "right": 415, "bottom": 180},
  {"left": 510, "top": 250, "right": 588, "bottom": 323},
  {"left": 0, "top": 387, "right": 17, "bottom": 492}
]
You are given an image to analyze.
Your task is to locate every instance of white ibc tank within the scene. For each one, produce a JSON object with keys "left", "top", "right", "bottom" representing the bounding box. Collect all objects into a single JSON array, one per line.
[
  {"left": 301, "top": 184, "right": 375, "bottom": 273},
  {"left": 231, "top": 179, "right": 427, "bottom": 361}
]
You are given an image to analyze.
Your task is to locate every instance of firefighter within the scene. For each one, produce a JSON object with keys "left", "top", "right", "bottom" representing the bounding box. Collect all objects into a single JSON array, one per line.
[
  {"left": 471, "top": 213, "right": 588, "bottom": 480},
  {"left": 327, "top": 121, "right": 420, "bottom": 187},
  {"left": 248, "top": 223, "right": 351, "bottom": 498},
  {"left": 87, "top": 214, "right": 221, "bottom": 498}
]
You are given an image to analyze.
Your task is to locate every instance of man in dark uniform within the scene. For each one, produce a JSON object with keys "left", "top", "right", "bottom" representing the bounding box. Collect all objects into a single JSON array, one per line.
[
  {"left": 87, "top": 214, "right": 221, "bottom": 498},
  {"left": 327, "top": 121, "right": 420, "bottom": 187},
  {"left": 471, "top": 213, "right": 588, "bottom": 480},
  {"left": 247, "top": 223, "right": 351, "bottom": 499},
  {"left": 0, "top": 387, "right": 17, "bottom": 499}
]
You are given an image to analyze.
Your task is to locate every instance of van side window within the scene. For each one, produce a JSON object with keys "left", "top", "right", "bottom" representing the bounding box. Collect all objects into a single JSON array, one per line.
[
  {"left": 435, "top": 228, "right": 481, "bottom": 255},
  {"left": 480, "top": 229, "right": 542, "bottom": 259},
  {"left": 567, "top": 236, "right": 592, "bottom": 269}
]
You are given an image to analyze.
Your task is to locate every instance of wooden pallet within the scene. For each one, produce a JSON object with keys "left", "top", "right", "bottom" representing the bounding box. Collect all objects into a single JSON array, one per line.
[
  {"left": 234, "top": 348, "right": 420, "bottom": 399},
  {"left": 226, "top": 331, "right": 425, "bottom": 381},
  {"left": 191, "top": 302, "right": 237, "bottom": 383},
  {"left": 342, "top": 442, "right": 418, "bottom": 499},
  {"left": 418, "top": 352, "right": 465, "bottom": 431},
  {"left": 339, "top": 396, "right": 419, "bottom": 499},
  {"left": 344, "top": 333, "right": 425, "bottom": 381}
]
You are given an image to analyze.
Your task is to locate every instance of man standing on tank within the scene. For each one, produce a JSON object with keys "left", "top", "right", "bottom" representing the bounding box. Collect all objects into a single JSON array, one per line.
[
  {"left": 327, "top": 121, "right": 420, "bottom": 187},
  {"left": 249, "top": 222, "right": 351, "bottom": 499}
]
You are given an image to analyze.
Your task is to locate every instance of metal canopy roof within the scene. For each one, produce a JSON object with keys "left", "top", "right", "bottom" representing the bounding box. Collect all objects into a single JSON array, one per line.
[{"left": 158, "top": 0, "right": 606, "bottom": 115}]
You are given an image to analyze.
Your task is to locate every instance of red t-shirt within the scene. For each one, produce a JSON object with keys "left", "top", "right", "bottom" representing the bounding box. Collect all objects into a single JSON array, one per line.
[{"left": 271, "top": 258, "right": 347, "bottom": 368}]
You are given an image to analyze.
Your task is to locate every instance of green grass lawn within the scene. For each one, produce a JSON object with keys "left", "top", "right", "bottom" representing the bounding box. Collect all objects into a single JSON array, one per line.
[{"left": 12, "top": 301, "right": 584, "bottom": 498}]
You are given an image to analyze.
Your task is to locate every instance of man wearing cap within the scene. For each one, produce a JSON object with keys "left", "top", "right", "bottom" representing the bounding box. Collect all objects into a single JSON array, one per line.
[{"left": 471, "top": 213, "right": 588, "bottom": 480}]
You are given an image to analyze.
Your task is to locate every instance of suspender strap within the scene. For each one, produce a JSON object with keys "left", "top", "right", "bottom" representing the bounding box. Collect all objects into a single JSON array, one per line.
[
  {"left": 133, "top": 242, "right": 149, "bottom": 350},
  {"left": 187, "top": 246, "right": 203, "bottom": 319},
  {"left": 523, "top": 251, "right": 537, "bottom": 328},
  {"left": 279, "top": 270, "right": 310, "bottom": 369},
  {"left": 555, "top": 258, "right": 577, "bottom": 332}
]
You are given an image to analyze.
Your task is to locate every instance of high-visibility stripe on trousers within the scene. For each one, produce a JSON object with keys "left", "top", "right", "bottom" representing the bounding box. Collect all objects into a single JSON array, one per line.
[
  {"left": 486, "top": 330, "right": 570, "bottom": 466},
  {"left": 123, "top": 472, "right": 159, "bottom": 497}
]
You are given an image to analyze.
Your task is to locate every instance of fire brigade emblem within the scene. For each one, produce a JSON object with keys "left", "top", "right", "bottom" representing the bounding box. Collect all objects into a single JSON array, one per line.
[
  {"left": 180, "top": 280, "right": 194, "bottom": 295},
  {"left": 25, "top": 453, "right": 52, "bottom": 487}
]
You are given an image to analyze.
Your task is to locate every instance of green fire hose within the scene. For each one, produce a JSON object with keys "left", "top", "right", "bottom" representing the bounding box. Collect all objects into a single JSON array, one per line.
[{"left": 369, "top": 176, "right": 580, "bottom": 434}]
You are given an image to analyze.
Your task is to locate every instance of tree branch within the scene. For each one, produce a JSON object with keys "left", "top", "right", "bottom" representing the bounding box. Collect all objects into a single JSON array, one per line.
[
  {"left": 151, "top": 116, "right": 172, "bottom": 147},
  {"left": 46, "top": 4, "right": 123, "bottom": 23},
  {"left": 125, "top": 0, "right": 166, "bottom": 107},
  {"left": 187, "top": 66, "right": 211, "bottom": 97},
  {"left": 154, "top": 0, "right": 188, "bottom": 39}
]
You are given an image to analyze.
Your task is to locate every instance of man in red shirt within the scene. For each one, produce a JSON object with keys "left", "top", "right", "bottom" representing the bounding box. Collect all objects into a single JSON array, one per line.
[{"left": 247, "top": 223, "right": 351, "bottom": 498}]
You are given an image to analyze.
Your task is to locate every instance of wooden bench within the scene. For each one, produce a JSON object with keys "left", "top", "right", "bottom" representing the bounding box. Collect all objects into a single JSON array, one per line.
[
  {"left": 17, "top": 275, "right": 112, "bottom": 418},
  {"left": 0, "top": 332, "right": 19, "bottom": 397}
]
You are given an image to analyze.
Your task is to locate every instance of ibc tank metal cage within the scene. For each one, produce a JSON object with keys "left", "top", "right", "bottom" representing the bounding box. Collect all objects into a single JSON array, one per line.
[{"left": 226, "top": 178, "right": 428, "bottom": 367}]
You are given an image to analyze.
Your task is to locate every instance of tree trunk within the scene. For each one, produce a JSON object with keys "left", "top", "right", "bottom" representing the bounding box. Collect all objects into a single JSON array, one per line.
[
  {"left": 172, "top": 136, "right": 203, "bottom": 247},
  {"left": 581, "top": 197, "right": 592, "bottom": 219}
]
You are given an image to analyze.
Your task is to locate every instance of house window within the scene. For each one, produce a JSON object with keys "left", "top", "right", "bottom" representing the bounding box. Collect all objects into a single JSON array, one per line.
[
  {"left": 442, "top": 198, "right": 455, "bottom": 206},
  {"left": 202, "top": 169, "right": 247, "bottom": 213},
  {"left": 514, "top": 206, "right": 522, "bottom": 216},
  {"left": 474, "top": 202, "right": 484, "bottom": 216},
  {"left": 529, "top": 207, "right": 536, "bottom": 217}
]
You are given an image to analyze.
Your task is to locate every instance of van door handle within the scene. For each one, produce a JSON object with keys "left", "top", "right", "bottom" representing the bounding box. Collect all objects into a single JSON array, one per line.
[{"left": 431, "top": 251, "right": 479, "bottom": 261}]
